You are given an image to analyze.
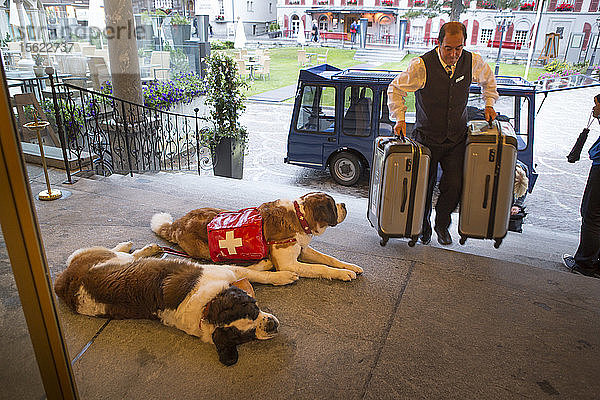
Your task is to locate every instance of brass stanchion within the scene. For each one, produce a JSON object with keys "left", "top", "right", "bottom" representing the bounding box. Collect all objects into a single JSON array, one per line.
[{"left": 24, "top": 114, "right": 62, "bottom": 201}]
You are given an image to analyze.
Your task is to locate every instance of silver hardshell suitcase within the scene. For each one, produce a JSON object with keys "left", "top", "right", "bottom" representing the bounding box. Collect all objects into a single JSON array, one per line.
[
  {"left": 458, "top": 120, "right": 518, "bottom": 248},
  {"left": 368, "top": 136, "right": 431, "bottom": 247}
]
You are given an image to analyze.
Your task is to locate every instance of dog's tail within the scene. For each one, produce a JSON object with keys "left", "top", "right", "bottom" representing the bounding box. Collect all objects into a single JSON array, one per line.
[{"left": 151, "top": 212, "right": 176, "bottom": 243}]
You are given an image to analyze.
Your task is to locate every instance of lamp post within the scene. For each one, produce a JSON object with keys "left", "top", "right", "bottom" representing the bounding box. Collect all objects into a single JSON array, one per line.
[
  {"left": 589, "top": 17, "right": 600, "bottom": 69},
  {"left": 494, "top": 10, "right": 515, "bottom": 76}
]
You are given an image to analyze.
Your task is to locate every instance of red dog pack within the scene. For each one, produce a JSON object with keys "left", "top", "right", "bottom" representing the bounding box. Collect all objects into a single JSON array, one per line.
[{"left": 207, "top": 208, "right": 268, "bottom": 262}]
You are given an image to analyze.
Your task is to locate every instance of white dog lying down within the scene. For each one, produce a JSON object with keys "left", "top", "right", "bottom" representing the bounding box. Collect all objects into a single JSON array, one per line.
[{"left": 53, "top": 242, "right": 298, "bottom": 366}]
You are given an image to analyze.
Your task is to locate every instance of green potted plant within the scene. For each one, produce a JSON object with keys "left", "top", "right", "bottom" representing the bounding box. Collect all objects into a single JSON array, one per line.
[
  {"left": 170, "top": 13, "right": 191, "bottom": 45},
  {"left": 203, "top": 52, "right": 248, "bottom": 179},
  {"left": 268, "top": 22, "right": 281, "bottom": 38},
  {"left": 32, "top": 54, "right": 46, "bottom": 77}
]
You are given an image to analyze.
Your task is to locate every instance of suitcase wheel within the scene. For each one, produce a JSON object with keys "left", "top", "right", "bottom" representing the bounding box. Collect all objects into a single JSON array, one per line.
[
  {"left": 494, "top": 239, "right": 502, "bottom": 248},
  {"left": 380, "top": 236, "right": 389, "bottom": 247},
  {"left": 459, "top": 236, "right": 467, "bottom": 245},
  {"left": 408, "top": 238, "right": 417, "bottom": 247}
]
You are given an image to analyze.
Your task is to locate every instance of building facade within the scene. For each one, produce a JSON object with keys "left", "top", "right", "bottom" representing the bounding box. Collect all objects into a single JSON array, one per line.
[
  {"left": 196, "top": 0, "right": 277, "bottom": 37},
  {"left": 278, "top": 0, "right": 600, "bottom": 61}
]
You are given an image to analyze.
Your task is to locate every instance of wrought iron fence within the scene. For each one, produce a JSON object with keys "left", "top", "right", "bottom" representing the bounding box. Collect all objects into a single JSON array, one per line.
[{"left": 47, "top": 70, "right": 214, "bottom": 181}]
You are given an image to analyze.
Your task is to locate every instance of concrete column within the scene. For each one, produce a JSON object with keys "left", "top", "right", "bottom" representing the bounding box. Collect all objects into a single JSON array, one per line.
[{"left": 104, "top": 0, "right": 143, "bottom": 105}]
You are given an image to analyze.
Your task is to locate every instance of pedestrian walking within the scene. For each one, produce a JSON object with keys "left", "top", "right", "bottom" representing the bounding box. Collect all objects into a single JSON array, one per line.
[
  {"left": 350, "top": 21, "right": 357, "bottom": 43},
  {"left": 387, "top": 22, "right": 498, "bottom": 245}
]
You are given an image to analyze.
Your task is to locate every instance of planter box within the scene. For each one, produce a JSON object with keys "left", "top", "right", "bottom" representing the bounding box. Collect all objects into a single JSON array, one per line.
[
  {"left": 212, "top": 137, "right": 244, "bottom": 179},
  {"left": 171, "top": 25, "right": 191, "bottom": 45},
  {"left": 268, "top": 31, "right": 282, "bottom": 38}
]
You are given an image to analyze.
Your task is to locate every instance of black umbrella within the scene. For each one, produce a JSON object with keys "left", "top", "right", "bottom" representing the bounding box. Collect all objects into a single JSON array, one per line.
[
  {"left": 567, "top": 108, "right": 598, "bottom": 163},
  {"left": 567, "top": 127, "right": 589, "bottom": 163}
]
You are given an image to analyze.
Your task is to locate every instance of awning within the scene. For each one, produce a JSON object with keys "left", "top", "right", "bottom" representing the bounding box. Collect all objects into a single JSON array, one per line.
[{"left": 305, "top": 7, "right": 399, "bottom": 15}]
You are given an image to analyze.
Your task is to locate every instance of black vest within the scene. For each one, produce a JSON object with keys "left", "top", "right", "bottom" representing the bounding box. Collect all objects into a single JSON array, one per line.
[{"left": 414, "top": 48, "right": 472, "bottom": 145}]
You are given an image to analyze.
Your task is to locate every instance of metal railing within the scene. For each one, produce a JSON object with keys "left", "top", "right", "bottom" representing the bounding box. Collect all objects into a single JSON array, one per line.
[{"left": 47, "top": 69, "right": 214, "bottom": 182}]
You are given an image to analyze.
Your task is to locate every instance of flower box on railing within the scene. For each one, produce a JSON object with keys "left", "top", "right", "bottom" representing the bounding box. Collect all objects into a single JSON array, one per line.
[
  {"left": 382, "top": 0, "right": 394, "bottom": 5},
  {"left": 215, "top": 15, "right": 225, "bottom": 22},
  {"left": 347, "top": 0, "right": 357, "bottom": 4},
  {"left": 555, "top": 2, "right": 573, "bottom": 10},
  {"left": 289, "top": 0, "right": 300, "bottom": 4},
  {"left": 317, "top": 0, "right": 328, "bottom": 4},
  {"left": 477, "top": 0, "right": 497, "bottom": 8},
  {"left": 414, "top": 0, "right": 425, "bottom": 5},
  {"left": 519, "top": 2, "right": 534, "bottom": 10}
]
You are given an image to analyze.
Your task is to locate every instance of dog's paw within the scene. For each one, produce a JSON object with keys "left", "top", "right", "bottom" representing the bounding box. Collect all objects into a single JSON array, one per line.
[
  {"left": 135, "top": 243, "right": 163, "bottom": 257},
  {"left": 114, "top": 241, "right": 134, "bottom": 252},
  {"left": 333, "top": 269, "right": 357, "bottom": 281},
  {"left": 249, "top": 259, "right": 274, "bottom": 271},
  {"left": 343, "top": 263, "right": 363, "bottom": 274},
  {"left": 271, "top": 271, "right": 299, "bottom": 285}
]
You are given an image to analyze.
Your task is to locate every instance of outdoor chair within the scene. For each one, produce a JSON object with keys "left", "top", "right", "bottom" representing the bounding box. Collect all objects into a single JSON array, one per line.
[
  {"left": 95, "top": 48, "right": 110, "bottom": 67},
  {"left": 316, "top": 49, "right": 329, "bottom": 64},
  {"left": 63, "top": 55, "right": 89, "bottom": 80},
  {"left": 87, "top": 56, "right": 111, "bottom": 90},
  {"left": 150, "top": 51, "right": 170, "bottom": 80},
  {"left": 81, "top": 45, "right": 96, "bottom": 57},
  {"left": 236, "top": 59, "right": 249, "bottom": 79},
  {"left": 298, "top": 49, "right": 309, "bottom": 67},
  {"left": 13, "top": 93, "right": 60, "bottom": 146},
  {"left": 256, "top": 58, "right": 270, "bottom": 80}
]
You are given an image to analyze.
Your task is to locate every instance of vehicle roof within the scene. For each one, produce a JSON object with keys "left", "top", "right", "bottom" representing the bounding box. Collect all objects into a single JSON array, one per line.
[
  {"left": 299, "top": 64, "right": 400, "bottom": 86},
  {"left": 299, "top": 64, "right": 600, "bottom": 96}
]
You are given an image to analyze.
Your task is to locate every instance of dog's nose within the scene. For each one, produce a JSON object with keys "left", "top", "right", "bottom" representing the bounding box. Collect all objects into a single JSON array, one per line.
[{"left": 265, "top": 316, "right": 279, "bottom": 333}]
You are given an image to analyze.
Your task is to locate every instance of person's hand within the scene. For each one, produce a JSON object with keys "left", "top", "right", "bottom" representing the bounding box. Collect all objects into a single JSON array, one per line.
[
  {"left": 394, "top": 121, "right": 406, "bottom": 137},
  {"left": 484, "top": 106, "right": 497, "bottom": 125},
  {"left": 593, "top": 95, "right": 600, "bottom": 118},
  {"left": 511, "top": 206, "right": 519, "bottom": 216}
]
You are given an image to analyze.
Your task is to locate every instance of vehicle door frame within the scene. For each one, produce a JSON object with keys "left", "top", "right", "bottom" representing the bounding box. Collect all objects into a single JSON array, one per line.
[{"left": 287, "top": 82, "right": 338, "bottom": 169}]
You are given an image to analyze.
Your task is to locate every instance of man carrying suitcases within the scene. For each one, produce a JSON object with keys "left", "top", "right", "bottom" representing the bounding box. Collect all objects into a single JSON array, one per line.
[{"left": 387, "top": 22, "right": 498, "bottom": 245}]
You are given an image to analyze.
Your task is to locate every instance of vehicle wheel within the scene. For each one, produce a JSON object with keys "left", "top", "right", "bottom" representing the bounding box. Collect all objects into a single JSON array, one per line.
[
  {"left": 494, "top": 239, "right": 502, "bottom": 249},
  {"left": 459, "top": 236, "right": 466, "bottom": 245},
  {"left": 408, "top": 238, "right": 417, "bottom": 247},
  {"left": 380, "top": 236, "right": 388, "bottom": 246},
  {"left": 329, "top": 152, "right": 362, "bottom": 186}
]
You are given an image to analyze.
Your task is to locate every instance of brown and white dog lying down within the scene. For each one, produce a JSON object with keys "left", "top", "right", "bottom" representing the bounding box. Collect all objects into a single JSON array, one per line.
[
  {"left": 151, "top": 192, "right": 363, "bottom": 281},
  {"left": 53, "top": 242, "right": 298, "bottom": 366}
]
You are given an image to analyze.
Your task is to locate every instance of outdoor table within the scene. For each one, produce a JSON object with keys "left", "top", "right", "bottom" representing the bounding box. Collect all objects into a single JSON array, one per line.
[{"left": 6, "top": 71, "right": 71, "bottom": 100}]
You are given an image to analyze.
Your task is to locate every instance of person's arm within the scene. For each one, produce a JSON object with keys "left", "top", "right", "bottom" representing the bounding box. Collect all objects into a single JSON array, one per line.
[
  {"left": 472, "top": 53, "right": 499, "bottom": 122},
  {"left": 387, "top": 57, "right": 426, "bottom": 136}
]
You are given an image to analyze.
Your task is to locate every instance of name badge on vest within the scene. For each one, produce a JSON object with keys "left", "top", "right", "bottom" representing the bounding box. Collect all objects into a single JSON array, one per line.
[{"left": 455, "top": 75, "right": 464, "bottom": 83}]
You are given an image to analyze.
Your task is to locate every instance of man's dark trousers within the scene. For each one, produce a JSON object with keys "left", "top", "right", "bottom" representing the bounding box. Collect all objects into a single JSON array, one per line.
[
  {"left": 421, "top": 138, "right": 466, "bottom": 235},
  {"left": 575, "top": 164, "right": 600, "bottom": 268}
]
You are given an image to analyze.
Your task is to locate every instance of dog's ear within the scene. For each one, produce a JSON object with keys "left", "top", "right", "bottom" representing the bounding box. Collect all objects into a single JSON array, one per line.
[
  {"left": 306, "top": 194, "right": 338, "bottom": 227},
  {"left": 212, "top": 327, "right": 239, "bottom": 366}
]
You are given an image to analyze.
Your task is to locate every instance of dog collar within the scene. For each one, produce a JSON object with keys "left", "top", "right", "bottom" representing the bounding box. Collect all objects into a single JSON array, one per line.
[{"left": 293, "top": 201, "right": 312, "bottom": 235}]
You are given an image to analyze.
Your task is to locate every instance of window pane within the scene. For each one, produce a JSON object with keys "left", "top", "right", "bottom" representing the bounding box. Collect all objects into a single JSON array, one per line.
[
  {"left": 0, "top": 230, "right": 45, "bottom": 399},
  {"left": 342, "top": 86, "right": 373, "bottom": 137},
  {"left": 379, "top": 92, "right": 394, "bottom": 136},
  {"left": 296, "top": 85, "right": 336, "bottom": 133}
]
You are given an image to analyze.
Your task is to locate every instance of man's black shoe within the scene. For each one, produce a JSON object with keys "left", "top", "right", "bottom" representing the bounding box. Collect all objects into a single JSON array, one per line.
[
  {"left": 434, "top": 226, "right": 452, "bottom": 245},
  {"left": 421, "top": 227, "right": 432, "bottom": 245},
  {"left": 563, "top": 254, "right": 600, "bottom": 278}
]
